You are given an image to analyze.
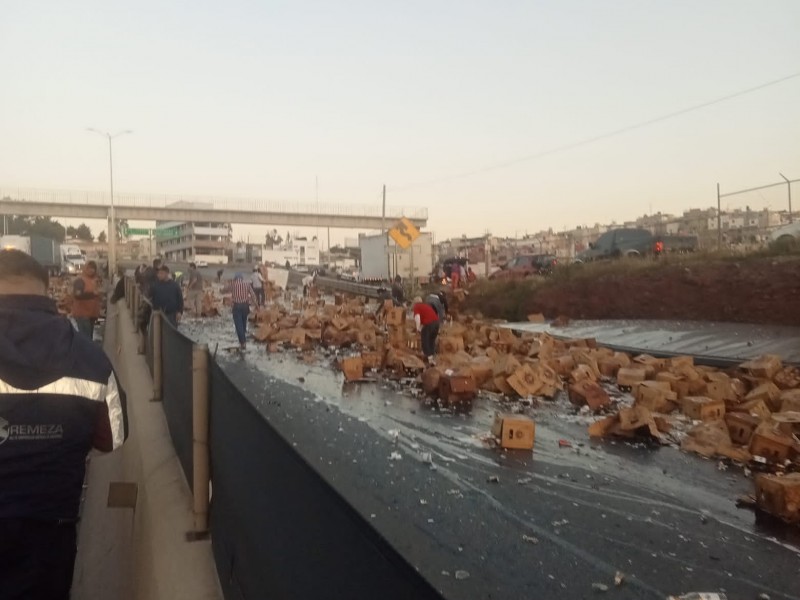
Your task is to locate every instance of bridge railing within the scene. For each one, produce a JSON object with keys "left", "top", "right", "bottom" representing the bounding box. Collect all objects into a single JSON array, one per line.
[
  {"left": 122, "top": 277, "right": 443, "bottom": 600},
  {"left": 1, "top": 186, "right": 428, "bottom": 220}
]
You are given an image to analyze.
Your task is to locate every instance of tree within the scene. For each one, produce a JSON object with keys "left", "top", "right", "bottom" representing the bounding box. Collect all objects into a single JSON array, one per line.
[
  {"left": 98, "top": 231, "right": 107, "bottom": 243},
  {"left": 5, "top": 215, "right": 66, "bottom": 242},
  {"left": 75, "top": 223, "right": 93, "bottom": 241}
]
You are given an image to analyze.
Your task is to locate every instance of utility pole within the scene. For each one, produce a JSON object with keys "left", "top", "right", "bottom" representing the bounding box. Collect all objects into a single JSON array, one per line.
[
  {"left": 86, "top": 128, "right": 132, "bottom": 277},
  {"left": 716, "top": 183, "right": 722, "bottom": 251},
  {"left": 779, "top": 173, "right": 793, "bottom": 223},
  {"left": 383, "top": 184, "right": 390, "bottom": 281}
]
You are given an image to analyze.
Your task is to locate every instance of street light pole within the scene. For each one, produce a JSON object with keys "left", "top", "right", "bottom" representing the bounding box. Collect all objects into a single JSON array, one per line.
[
  {"left": 779, "top": 173, "right": 793, "bottom": 223},
  {"left": 86, "top": 128, "right": 132, "bottom": 278}
]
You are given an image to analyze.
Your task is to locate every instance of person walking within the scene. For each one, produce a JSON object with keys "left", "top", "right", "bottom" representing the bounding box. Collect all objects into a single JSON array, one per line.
[
  {"left": 223, "top": 273, "right": 258, "bottom": 351},
  {"left": 150, "top": 265, "right": 183, "bottom": 327},
  {"left": 426, "top": 290, "right": 448, "bottom": 322},
  {"left": 216, "top": 268, "right": 224, "bottom": 283},
  {"left": 71, "top": 260, "right": 101, "bottom": 340},
  {"left": 0, "top": 249, "right": 128, "bottom": 600},
  {"left": 413, "top": 296, "right": 440, "bottom": 365},
  {"left": 186, "top": 262, "right": 205, "bottom": 316},
  {"left": 250, "top": 266, "right": 265, "bottom": 307},
  {"left": 391, "top": 275, "right": 405, "bottom": 306},
  {"left": 141, "top": 257, "right": 162, "bottom": 298}
]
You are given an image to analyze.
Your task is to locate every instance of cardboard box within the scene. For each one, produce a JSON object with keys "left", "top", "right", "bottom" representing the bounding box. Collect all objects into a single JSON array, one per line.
[
  {"left": 385, "top": 307, "right": 406, "bottom": 327},
  {"left": 357, "top": 329, "right": 378, "bottom": 349},
  {"left": 491, "top": 413, "right": 535, "bottom": 450},
  {"left": 386, "top": 326, "right": 406, "bottom": 348},
  {"left": 746, "top": 382, "right": 782, "bottom": 412},
  {"left": 755, "top": 473, "right": 800, "bottom": 523},
  {"left": 681, "top": 396, "right": 725, "bottom": 421},
  {"left": 421, "top": 367, "right": 441, "bottom": 395},
  {"left": 724, "top": 412, "right": 761, "bottom": 445},
  {"left": 681, "top": 420, "right": 731, "bottom": 458},
  {"left": 617, "top": 367, "right": 647, "bottom": 387},
  {"left": 340, "top": 356, "right": 364, "bottom": 382},
  {"left": 438, "top": 336, "right": 465, "bottom": 354},
  {"left": 781, "top": 390, "right": 800, "bottom": 413},
  {"left": 734, "top": 397, "right": 772, "bottom": 420},
  {"left": 568, "top": 380, "right": 611, "bottom": 411},
  {"left": 749, "top": 424, "right": 797, "bottom": 463},
  {"left": 507, "top": 365, "right": 544, "bottom": 398},
  {"left": 438, "top": 373, "right": 477, "bottom": 404},
  {"left": 527, "top": 313, "right": 545, "bottom": 323},
  {"left": 740, "top": 354, "right": 782, "bottom": 379},
  {"left": 361, "top": 350, "right": 385, "bottom": 370}
]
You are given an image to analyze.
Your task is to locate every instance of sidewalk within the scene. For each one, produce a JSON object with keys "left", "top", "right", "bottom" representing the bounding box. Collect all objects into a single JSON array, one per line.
[
  {"left": 507, "top": 319, "right": 800, "bottom": 364},
  {"left": 71, "top": 302, "right": 222, "bottom": 600}
]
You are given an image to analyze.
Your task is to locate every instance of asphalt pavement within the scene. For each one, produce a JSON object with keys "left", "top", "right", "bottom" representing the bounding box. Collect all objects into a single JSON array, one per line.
[{"left": 180, "top": 315, "right": 800, "bottom": 600}]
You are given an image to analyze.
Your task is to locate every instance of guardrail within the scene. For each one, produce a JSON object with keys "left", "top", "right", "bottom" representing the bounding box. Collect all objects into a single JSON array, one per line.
[
  {"left": 122, "top": 277, "right": 443, "bottom": 600},
  {"left": 314, "top": 276, "right": 384, "bottom": 298}
]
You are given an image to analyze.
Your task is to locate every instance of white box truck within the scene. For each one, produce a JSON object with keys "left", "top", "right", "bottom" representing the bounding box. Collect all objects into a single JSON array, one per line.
[{"left": 60, "top": 244, "right": 86, "bottom": 275}]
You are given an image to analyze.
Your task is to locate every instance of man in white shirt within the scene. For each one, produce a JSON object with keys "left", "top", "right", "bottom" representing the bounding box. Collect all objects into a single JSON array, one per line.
[{"left": 250, "top": 267, "right": 265, "bottom": 307}]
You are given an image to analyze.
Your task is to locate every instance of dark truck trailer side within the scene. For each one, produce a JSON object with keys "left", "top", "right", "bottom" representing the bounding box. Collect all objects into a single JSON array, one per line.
[
  {"left": 30, "top": 235, "right": 62, "bottom": 275},
  {"left": 577, "top": 228, "right": 697, "bottom": 262}
]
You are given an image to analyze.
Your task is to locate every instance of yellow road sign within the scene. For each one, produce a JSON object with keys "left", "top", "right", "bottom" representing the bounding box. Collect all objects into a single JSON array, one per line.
[{"left": 388, "top": 217, "right": 420, "bottom": 249}]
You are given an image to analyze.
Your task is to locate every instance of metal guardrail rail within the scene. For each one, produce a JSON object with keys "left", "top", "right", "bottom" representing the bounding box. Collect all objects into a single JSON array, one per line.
[{"left": 314, "top": 276, "right": 383, "bottom": 299}]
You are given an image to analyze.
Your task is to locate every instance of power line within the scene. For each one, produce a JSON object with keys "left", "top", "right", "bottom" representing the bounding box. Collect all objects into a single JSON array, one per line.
[{"left": 392, "top": 69, "right": 800, "bottom": 192}]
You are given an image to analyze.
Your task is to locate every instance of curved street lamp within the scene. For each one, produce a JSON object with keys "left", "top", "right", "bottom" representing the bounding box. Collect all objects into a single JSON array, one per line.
[{"left": 86, "top": 128, "right": 132, "bottom": 276}]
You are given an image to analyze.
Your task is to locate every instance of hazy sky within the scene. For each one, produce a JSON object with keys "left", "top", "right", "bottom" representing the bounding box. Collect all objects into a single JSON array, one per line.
[{"left": 1, "top": 0, "right": 799, "bottom": 245}]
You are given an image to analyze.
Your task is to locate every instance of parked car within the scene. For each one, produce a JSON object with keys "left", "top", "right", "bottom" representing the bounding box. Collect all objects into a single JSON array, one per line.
[
  {"left": 197, "top": 259, "right": 208, "bottom": 268},
  {"left": 576, "top": 228, "right": 698, "bottom": 262},
  {"left": 769, "top": 222, "right": 800, "bottom": 247},
  {"left": 489, "top": 254, "right": 558, "bottom": 280}
]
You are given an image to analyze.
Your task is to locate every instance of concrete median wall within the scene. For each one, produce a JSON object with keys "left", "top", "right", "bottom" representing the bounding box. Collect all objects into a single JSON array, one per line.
[{"left": 71, "top": 302, "right": 222, "bottom": 600}]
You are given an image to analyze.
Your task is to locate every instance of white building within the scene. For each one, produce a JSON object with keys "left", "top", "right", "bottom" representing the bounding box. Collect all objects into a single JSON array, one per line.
[
  {"left": 360, "top": 232, "right": 433, "bottom": 282},
  {"left": 155, "top": 202, "right": 232, "bottom": 265},
  {"left": 261, "top": 236, "right": 320, "bottom": 267}
]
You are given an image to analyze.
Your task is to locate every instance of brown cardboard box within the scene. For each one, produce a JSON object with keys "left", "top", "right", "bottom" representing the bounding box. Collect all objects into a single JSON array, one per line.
[
  {"left": 681, "top": 420, "right": 731, "bottom": 458},
  {"left": 527, "top": 313, "right": 546, "bottom": 323},
  {"left": 421, "top": 367, "right": 441, "bottom": 395},
  {"left": 340, "top": 356, "right": 364, "bottom": 382},
  {"left": 746, "top": 382, "right": 782, "bottom": 412},
  {"left": 438, "top": 336, "right": 465, "bottom": 354},
  {"left": 682, "top": 396, "right": 725, "bottom": 421},
  {"left": 438, "top": 373, "right": 477, "bottom": 404},
  {"left": 385, "top": 307, "right": 406, "bottom": 327},
  {"left": 491, "top": 413, "right": 535, "bottom": 450},
  {"left": 568, "top": 380, "right": 611, "bottom": 411},
  {"left": 507, "top": 365, "right": 544, "bottom": 397},
  {"left": 569, "top": 363, "right": 597, "bottom": 384},
  {"left": 357, "top": 329, "right": 378, "bottom": 349},
  {"left": 635, "top": 382, "right": 678, "bottom": 413},
  {"left": 724, "top": 412, "right": 761, "bottom": 445},
  {"left": 733, "top": 397, "right": 772, "bottom": 420},
  {"left": 617, "top": 367, "right": 647, "bottom": 387},
  {"left": 386, "top": 326, "right": 406, "bottom": 348},
  {"left": 361, "top": 350, "right": 385, "bottom": 370},
  {"left": 553, "top": 354, "right": 577, "bottom": 377},
  {"left": 749, "top": 423, "right": 797, "bottom": 463},
  {"left": 780, "top": 389, "right": 800, "bottom": 413},
  {"left": 705, "top": 380, "right": 738, "bottom": 402},
  {"left": 755, "top": 473, "right": 800, "bottom": 523},
  {"left": 740, "top": 354, "right": 783, "bottom": 379},
  {"left": 773, "top": 367, "right": 800, "bottom": 390}
]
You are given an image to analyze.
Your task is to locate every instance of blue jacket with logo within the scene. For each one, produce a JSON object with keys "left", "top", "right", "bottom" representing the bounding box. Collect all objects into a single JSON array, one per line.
[{"left": 0, "top": 295, "right": 128, "bottom": 521}]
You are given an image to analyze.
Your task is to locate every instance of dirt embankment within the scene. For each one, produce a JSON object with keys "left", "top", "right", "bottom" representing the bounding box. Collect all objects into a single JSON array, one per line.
[{"left": 465, "top": 256, "right": 800, "bottom": 326}]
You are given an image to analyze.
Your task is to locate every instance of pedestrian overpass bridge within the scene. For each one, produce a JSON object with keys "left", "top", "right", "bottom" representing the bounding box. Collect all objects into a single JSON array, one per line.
[{"left": 0, "top": 187, "right": 428, "bottom": 229}]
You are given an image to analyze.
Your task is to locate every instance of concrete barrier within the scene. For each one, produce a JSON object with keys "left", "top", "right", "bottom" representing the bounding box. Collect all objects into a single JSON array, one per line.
[{"left": 72, "top": 302, "right": 222, "bottom": 600}]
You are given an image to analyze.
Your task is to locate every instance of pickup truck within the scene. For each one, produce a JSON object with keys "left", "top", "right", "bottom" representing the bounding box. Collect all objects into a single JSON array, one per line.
[{"left": 576, "top": 228, "right": 698, "bottom": 262}]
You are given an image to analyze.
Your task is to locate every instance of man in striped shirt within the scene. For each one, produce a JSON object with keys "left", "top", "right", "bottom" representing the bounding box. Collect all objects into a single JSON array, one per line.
[{"left": 222, "top": 273, "right": 258, "bottom": 350}]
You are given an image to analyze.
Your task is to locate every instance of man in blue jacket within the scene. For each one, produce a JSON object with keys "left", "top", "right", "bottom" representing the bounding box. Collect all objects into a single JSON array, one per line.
[
  {"left": 0, "top": 249, "right": 128, "bottom": 600},
  {"left": 151, "top": 264, "right": 184, "bottom": 327}
]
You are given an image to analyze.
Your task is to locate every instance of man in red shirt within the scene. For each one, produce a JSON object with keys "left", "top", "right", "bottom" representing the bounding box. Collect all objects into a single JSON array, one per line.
[{"left": 413, "top": 297, "right": 440, "bottom": 365}]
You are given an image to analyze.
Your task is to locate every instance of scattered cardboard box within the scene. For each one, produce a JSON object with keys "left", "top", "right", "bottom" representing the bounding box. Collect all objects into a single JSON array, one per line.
[{"left": 491, "top": 413, "right": 535, "bottom": 450}]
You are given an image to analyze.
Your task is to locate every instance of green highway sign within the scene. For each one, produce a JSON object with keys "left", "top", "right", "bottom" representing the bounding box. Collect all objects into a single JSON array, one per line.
[{"left": 123, "top": 227, "right": 181, "bottom": 237}]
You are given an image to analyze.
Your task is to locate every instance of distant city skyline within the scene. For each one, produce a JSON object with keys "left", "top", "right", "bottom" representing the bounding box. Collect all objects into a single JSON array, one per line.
[{"left": 2, "top": 1, "right": 798, "bottom": 244}]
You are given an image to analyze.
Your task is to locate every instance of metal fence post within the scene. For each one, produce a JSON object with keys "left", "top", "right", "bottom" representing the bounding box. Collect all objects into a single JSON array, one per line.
[
  {"left": 189, "top": 343, "right": 210, "bottom": 539},
  {"left": 152, "top": 313, "right": 163, "bottom": 402}
]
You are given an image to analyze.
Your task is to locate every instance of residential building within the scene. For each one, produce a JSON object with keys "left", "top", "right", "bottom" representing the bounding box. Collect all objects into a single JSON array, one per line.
[{"left": 155, "top": 201, "right": 232, "bottom": 265}]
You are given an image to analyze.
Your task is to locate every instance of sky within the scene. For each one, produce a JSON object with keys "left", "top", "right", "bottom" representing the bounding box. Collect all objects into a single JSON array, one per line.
[{"left": 1, "top": 0, "right": 799, "bottom": 246}]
